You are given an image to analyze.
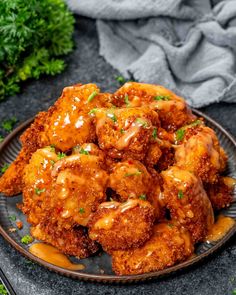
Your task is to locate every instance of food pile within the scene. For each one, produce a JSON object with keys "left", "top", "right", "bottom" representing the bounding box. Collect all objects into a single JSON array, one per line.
[{"left": 0, "top": 82, "right": 234, "bottom": 275}]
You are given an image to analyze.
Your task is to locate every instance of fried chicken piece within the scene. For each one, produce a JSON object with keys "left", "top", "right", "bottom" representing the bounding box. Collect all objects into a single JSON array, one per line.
[
  {"left": 205, "top": 177, "right": 235, "bottom": 210},
  {"left": 175, "top": 125, "right": 226, "bottom": 183},
  {"left": 93, "top": 106, "right": 160, "bottom": 161},
  {"left": 161, "top": 166, "right": 214, "bottom": 243},
  {"left": 31, "top": 224, "right": 99, "bottom": 258},
  {"left": 0, "top": 84, "right": 112, "bottom": 196},
  {"left": 111, "top": 222, "right": 194, "bottom": 275},
  {"left": 88, "top": 199, "right": 155, "bottom": 251},
  {"left": 113, "top": 82, "right": 195, "bottom": 131}
]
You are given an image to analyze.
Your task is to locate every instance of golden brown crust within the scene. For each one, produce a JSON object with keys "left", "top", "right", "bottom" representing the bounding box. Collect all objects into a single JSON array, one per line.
[
  {"left": 88, "top": 199, "right": 155, "bottom": 251},
  {"left": 111, "top": 222, "right": 194, "bottom": 275}
]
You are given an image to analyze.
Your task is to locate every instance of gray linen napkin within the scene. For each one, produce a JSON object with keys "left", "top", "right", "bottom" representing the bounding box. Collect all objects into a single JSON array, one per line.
[{"left": 67, "top": 0, "right": 236, "bottom": 107}]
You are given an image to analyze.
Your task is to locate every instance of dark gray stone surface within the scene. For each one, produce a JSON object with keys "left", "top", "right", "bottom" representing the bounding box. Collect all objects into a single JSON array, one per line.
[{"left": 0, "top": 17, "right": 236, "bottom": 295}]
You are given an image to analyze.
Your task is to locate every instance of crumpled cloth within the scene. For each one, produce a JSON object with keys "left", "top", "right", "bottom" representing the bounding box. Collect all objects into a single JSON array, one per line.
[{"left": 67, "top": 0, "right": 236, "bottom": 107}]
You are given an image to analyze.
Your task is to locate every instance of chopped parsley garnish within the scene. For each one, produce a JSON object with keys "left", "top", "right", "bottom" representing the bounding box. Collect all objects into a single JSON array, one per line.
[
  {"left": 57, "top": 152, "right": 66, "bottom": 159},
  {"left": 175, "top": 129, "right": 185, "bottom": 141},
  {"left": 21, "top": 235, "right": 33, "bottom": 245},
  {"left": 124, "top": 170, "right": 142, "bottom": 177},
  {"left": 124, "top": 94, "right": 130, "bottom": 105},
  {"left": 167, "top": 223, "right": 174, "bottom": 228},
  {"left": 136, "top": 118, "right": 148, "bottom": 128},
  {"left": 178, "top": 190, "right": 184, "bottom": 199},
  {"left": 88, "top": 108, "right": 98, "bottom": 115},
  {"left": 107, "top": 112, "right": 117, "bottom": 123},
  {"left": 35, "top": 188, "right": 46, "bottom": 195},
  {"left": 2, "top": 117, "right": 17, "bottom": 132},
  {"left": 154, "top": 95, "right": 170, "bottom": 101},
  {"left": 1, "top": 163, "right": 9, "bottom": 173},
  {"left": 79, "top": 208, "right": 85, "bottom": 214},
  {"left": 0, "top": 135, "right": 4, "bottom": 143},
  {"left": 0, "top": 284, "right": 7, "bottom": 295},
  {"left": 120, "top": 128, "right": 125, "bottom": 134},
  {"left": 139, "top": 194, "right": 146, "bottom": 200},
  {"left": 152, "top": 127, "right": 157, "bottom": 140},
  {"left": 50, "top": 144, "right": 55, "bottom": 152},
  {"left": 189, "top": 120, "right": 202, "bottom": 127},
  {"left": 9, "top": 215, "right": 16, "bottom": 221},
  {"left": 115, "top": 75, "right": 126, "bottom": 85},
  {"left": 79, "top": 148, "right": 89, "bottom": 155},
  {"left": 87, "top": 91, "right": 98, "bottom": 103}
]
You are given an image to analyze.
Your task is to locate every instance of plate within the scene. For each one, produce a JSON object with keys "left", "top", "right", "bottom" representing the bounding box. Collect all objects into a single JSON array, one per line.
[{"left": 0, "top": 110, "right": 236, "bottom": 283}]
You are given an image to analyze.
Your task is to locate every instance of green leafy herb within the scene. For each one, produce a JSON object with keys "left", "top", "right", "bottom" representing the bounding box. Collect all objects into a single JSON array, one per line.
[
  {"left": 9, "top": 215, "right": 16, "bottom": 222},
  {"left": 35, "top": 188, "right": 46, "bottom": 195},
  {"left": 120, "top": 128, "right": 125, "bottom": 134},
  {"left": 79, "top": 208, "right": 85, "bottom": 214},
  {"left": 189, "top": 120, "right": 203, "bottom": 127},
  {"left": 115, "top": 76, "right": 126, "bottom": 85},
  {"left": 124, "top": 94, "right": 130, "bottom": 105},
  {"left": 57, "top": 152, "right": 66, "bottom": 159},
  {"left": 50, "top": 144, "right": 56, "bottom": 152},
  {"left": 124, "top": 170, "right": 142, "bottom": 177},
  {"left": 2, "top": 117, "right": 17, "bottom": 132},
  {"left": 21, "top": 235, "right": 33, "bottom": 245},
  {"left": 0, "top": 0, "right": 75, "bottom": 100},
  {"left": 152, "top": 127, "right": 157, "bottom": 140},
  {"left": 1, "top": 163, "right": 9, "bottom": 173},
  {"left": 107, "top": 112, "right": 117, "bottom": 123},
  {"left": 88, "top": 108, "right": 98, "bottom": 115},
  {"left": 139, "top": 194, "right": 146, "bottom": 200},
  {"left": 87, "top": 91, "right": 98, "bottom": 103},
  {"left": 136, "top": 118, "right": 148, "bottom": 128},
  {"left": 0, "top": 135, "right": 4, "bottom": 143},
  {"left": 167, "top": 223, "right": 174, "bottom": 228},
  {"left": 175, "top": 129, "right": 185, "bottom": 142},
  {"left": 154, "top": 95, "right": 170, "bottom": 101},
  {"left": 178, "top": 190, "right": 184, "bottom": 199},
  {"left": 79, "top": 148, "right": 89, "bottom": 155},
  {"left": 0, "top": 284, "right": 8, "bottom": 295}
]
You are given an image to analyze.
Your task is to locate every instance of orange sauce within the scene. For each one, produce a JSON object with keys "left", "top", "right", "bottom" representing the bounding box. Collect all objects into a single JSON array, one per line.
[
  {"left": 205, "top": 215, "right": 235, "bottom": 243},
  {"left": 29, "top": 243, "right": 85, "bottom": 270}
]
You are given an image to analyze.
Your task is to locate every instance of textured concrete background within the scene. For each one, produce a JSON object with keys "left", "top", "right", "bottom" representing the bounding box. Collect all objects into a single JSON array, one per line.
[{"left": 0, "top": 17, "right": 236, "bottom": 295}]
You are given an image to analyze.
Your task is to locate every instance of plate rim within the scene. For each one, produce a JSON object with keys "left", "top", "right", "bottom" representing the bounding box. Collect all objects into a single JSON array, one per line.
[{"left": 0, "top": 109, "right": 236, "bottom": 283}]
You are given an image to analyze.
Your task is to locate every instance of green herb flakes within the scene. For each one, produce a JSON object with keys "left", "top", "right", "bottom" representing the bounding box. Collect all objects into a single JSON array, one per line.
[
  {"left": 57, "top": 152, "right": 66, "bottom": 160},
  {"left": 167, "top": 223, "right": 174, "bottom": 228},
  {"left": 1, "top": 163, "right": 9, "bottom": 174},
  {"left": 136, "top": 118, "right": 148, "bottom": 128},
  {"left": 139, "top": 194, "right": 146, "bottom": 200},
  {"left": 88, "top": 108, "right": 98, "bottom": 115},
  {"left": 21, "top": 235, "right": 33, "bottom": 245},
  {"left": 35, "top": 188, "right": 46, "bottom": 195},
  {"left": 0, "top": 284, "right": 8, "bottom": 295},
  {"left": 79, "top": 208, "right": 85, "bottom": 214},
  {"left": 2, "top": 117, "right": 17, "bottom": 132},
  {"left": 50, "top": 144, "right": 56, "bottom": 152},
  {"left": 79, "top": 148, "right": 89, "bottom": 155},
  {"left": 152, "top": 128, "right": 157, "bottom": 140},
  {"left": 124, "top": 170, "right": 142, "bottom": 177},
  {"left": 124, "top": 94, "right": 130, "bottom": 105},
  {"left": 120, "top": 128, "right": 125, "bottom": 134},
  {"left": 87, "top": 91, "right": 98, "bottom": 103},
  {"left": 107, "top": 113, "right": 117, "bottom": 123},
  {"left": 154, "top": 95, "right": 170, "bottom": 101},
  {"left": 178, "top": 190, "right": 184, "bottom": 199},
  {"left": 50, "top": 160, "right": 55, "bottom": 166},
  {"left": 9, "top": 215, "right": 16, "bottom": 222},
  {"left": 115, "top": 76, "right": 126, "bottom": 85},
  {"left": 175, "top": 129, "right": 185, "bottom": 142}
]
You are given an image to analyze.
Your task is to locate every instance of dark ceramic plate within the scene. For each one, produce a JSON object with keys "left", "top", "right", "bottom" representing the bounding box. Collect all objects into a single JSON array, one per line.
[{"left": 0, "top": 110, "right": 236, "bottom": 283}]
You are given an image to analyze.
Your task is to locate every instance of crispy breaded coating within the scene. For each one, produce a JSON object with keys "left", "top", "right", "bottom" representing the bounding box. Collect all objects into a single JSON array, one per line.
[
  {"left": 205, "top": 177, "right": 235, "bottom": 210},
  {"left": 113, "top": 82, "right": 195, "bottom": 131},
  {"left": 93, "top": 106, "right": 160, "bottom": 161},
  {"left": 31, "top": 224, "right": 99, "bottom": 258},
  {"left": 175, "top": 125, "right": 225, "bottom": 184},
  {"left": 161, "top": 166, "right": 214, "bottom": 243},
  {"left": 111, "top": 222, "right": 194, "bottom": 275},
  {"left": 88, "top": 199, "right": 155, "bottom": 251}
]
